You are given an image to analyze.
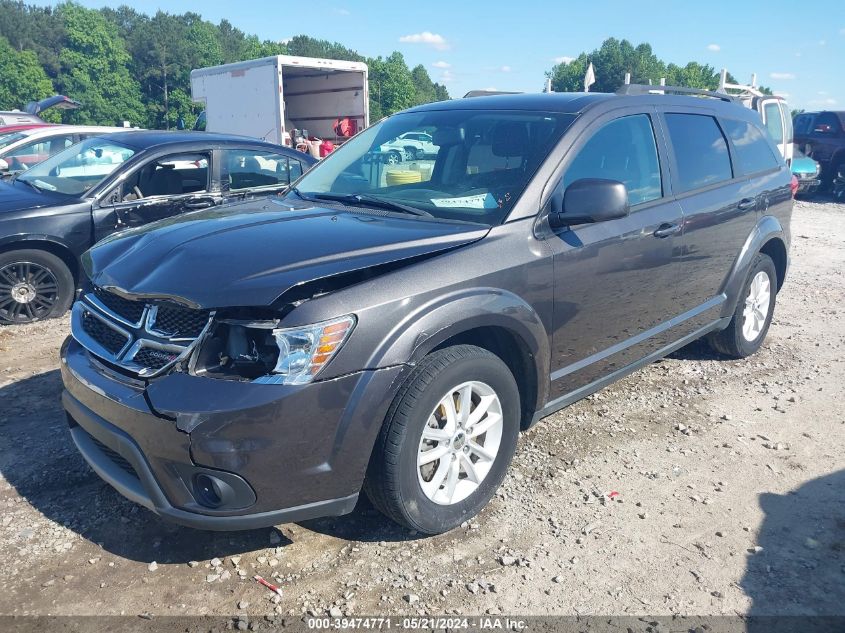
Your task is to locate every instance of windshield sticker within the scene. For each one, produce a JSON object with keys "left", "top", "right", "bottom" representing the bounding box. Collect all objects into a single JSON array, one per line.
[{"left": 430, "top": 193, "right": 498, "bottom": 209}]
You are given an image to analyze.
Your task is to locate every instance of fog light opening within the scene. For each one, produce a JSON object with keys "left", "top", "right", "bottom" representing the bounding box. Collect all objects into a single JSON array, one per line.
[{"left": 193, "top": 473, "right": 225, "bottom": 508}]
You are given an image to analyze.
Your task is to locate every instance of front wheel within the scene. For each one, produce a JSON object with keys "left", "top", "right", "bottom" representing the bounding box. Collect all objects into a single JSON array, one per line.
[
  {"left": 707, "top": 252, "right": 777, "bottom": 358},
  {"left": 364, "top": 345, "right": 520, "bottom": 534},
  {"left": 0, "top": 249, "right": 75, "bottom": 325}
]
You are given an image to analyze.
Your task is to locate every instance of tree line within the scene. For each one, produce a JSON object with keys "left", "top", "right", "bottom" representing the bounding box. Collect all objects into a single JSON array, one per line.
[
  {"left": 549, "top": 38, "right": 772, "bottom": 95},
  {"left": 0, "top": 1, "right": 450, "bottom": 128}
]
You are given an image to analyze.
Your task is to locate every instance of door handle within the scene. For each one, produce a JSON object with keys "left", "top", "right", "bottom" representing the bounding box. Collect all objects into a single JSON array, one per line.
[
  {"left": 653, "top": 223, "right": 681, "bottom": 238},
  {"left": 737, "top": 198, "right": 756, "bottom": 211},
  {"left": 183, "top": 199, "right": 215, "bottom": 210}
]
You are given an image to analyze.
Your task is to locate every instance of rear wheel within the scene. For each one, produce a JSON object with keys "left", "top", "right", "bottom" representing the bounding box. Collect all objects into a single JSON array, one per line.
[
  {"left": 707, "top": 253, "right": 777, "bottom": 358},
  {"left": 386, "top": 150, "right": 402, "bottom": 165},
  {"left": 364, "top": 345, "right": 520, "bottom": 534},
  {"left": 0, "top": 249, "right": 75, "bottom": 325}
]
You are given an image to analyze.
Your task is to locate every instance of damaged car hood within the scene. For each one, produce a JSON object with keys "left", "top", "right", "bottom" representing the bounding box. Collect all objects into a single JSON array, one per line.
[{"left": 83, "top": 199, "right": 489, "bottom": 308}]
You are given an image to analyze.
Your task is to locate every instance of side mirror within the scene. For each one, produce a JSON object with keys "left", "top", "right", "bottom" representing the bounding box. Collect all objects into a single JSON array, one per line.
[
  {"left": 0, "top": 158, "right": 8, "bottom": 172},
  {"left": 549, "top": 178, "right": 630, "bottom": 228}
]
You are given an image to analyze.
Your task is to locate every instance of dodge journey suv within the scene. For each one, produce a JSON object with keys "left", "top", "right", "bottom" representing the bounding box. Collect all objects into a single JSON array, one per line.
[{"left": 61, "top": 89, "right": 792, "bottom": 534}]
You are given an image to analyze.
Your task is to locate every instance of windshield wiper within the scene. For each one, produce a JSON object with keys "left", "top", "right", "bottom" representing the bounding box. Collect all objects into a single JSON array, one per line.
[
  {"left": 16, "top": 178, "right": 41, "bottom": 193},
  {"left": 312, "top": 192, "right": 433, "bottom": 217}
]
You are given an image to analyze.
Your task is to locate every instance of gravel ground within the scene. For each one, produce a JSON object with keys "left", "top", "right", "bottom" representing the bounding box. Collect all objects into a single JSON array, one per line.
[{"left": 0, "top": 199, "right": 842, "bottom": 620}]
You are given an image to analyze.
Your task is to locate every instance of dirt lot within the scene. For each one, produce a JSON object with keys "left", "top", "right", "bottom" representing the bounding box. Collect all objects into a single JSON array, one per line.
[{"left": 0, "top": 199, "right": 843, "bottom": 621}]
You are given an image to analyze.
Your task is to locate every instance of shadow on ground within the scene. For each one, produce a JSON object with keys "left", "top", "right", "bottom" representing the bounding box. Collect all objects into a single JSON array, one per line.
[
  {"left": 742, "top": 469, "right": 845, "bottom": 630},
  {"left": 0, "top": 371, "right": 416, "bottom": 564}
]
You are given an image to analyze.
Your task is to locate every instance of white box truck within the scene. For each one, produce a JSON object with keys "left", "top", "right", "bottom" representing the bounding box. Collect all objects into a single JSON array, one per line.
[{"left": 190, "top": 55, "right": 369, "bottom": 146}]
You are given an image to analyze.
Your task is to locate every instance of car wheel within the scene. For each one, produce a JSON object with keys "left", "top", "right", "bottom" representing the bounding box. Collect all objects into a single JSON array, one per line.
[
  {"left": 386, "top": 151, "right": 402, "bottom": 165},
  {"left": 364, "top": 345, "right": 520, "bottom": 534},
  {"left": 0, "top": 249, "right": 75, "bottom": 325},
  {"left": 404, "top": 147, "right": 419, "bottom": 161},
  {"left": 707, "top": 253, "right": 777, "bottom": 358}
]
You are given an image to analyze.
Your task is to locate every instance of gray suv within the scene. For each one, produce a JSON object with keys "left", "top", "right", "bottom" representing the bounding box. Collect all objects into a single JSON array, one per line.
[{"left": 60, "top": 89, "right": 792, "bottom": 534}]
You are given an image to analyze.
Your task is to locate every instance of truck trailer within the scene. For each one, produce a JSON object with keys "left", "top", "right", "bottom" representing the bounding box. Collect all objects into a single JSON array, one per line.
[{"left": 190, "top": 55, "right": 369, "bottom": 147}]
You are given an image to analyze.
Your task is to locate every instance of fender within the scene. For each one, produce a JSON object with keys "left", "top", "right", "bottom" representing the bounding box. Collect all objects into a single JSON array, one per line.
[
  {"left": 367, "top": 286, "right": 551, "bottom": 411},
  {"left": 720, "top": 214, "right": 786, "bottom": 319},
  {"left": 0, "top": 231, "right": 86, "bottom": 258}
]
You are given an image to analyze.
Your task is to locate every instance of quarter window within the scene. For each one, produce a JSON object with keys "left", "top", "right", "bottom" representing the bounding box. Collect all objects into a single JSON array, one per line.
[
  {"left": 563, "top": 114, "right": 662, "bottom": 206},
  {"left": 721, "top": 119, "right": 780, "bottom": 175},
  {"left": 664, "top": 113, "right": 733, "bottom": 192}
]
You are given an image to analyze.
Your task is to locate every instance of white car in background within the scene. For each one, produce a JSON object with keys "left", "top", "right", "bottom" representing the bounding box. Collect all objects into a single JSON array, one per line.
[
  {"left": 379, "top": 131, "right": 438, "bottom": 163},
  {"left": 0, "top": 125, "right": 130, "bottom": 176}
]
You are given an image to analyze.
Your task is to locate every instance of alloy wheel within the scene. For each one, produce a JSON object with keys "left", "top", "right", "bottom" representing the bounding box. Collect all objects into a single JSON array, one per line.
[
  {"left": 0, "top": 261, "right": 59, "bottom": 323},
  {"left": 742, "top": 270, "right": 771, "bottom": 342},
  {"left": 417, "top": 380, "right": 504, "bottom": 505}
]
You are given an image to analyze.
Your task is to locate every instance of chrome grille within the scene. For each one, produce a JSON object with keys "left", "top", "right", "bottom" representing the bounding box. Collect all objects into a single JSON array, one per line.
[
  {"left": 81, "top": 310, "right": 129, "bottom": 355},
  {"left": 72, "top": 290, "right": 213, "bottom": 378}
]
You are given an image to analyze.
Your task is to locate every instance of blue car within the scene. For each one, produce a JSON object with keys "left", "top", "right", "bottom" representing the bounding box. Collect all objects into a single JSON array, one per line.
[{"left": 791, "top": 146, "right": 820, "bottom": 196}]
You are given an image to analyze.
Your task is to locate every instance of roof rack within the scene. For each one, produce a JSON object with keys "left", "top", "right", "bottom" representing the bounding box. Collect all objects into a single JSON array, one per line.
[{"left": 616, "top": 83, "right": 736, "bottom": 102}]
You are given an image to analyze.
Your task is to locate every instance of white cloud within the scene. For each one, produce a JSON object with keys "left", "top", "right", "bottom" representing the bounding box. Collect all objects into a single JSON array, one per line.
[
  {"left": 333, "top": 7, "right": 350, "bottom": 15},
  {"left": 810, "top": 98, "right": 838, "bottom": 106},
  {"left": 769, "top": 72, "right": 796, "bottom": 80},
  {"left": 840, "top": 27, "right": 845, "bottom": 35},
  {"left": 553, "top": 56, "right": 575, "bottom": 64},
  {"left": 439, "top": 70, "right": 455, "bottom": 83},
  {"left": 431, "top": 61, "right": 451, "bottom": 69},
  {"left": 499, "top": 65, "right": 512, "bottom": 73},
  {"left": 399, "top": 31, "right": 450, "bottom": 51},
  {"left": 819, "top": 90, "right": 829, "bottom": 95},
  {"left": 707, "top": 43, "right": 720, "bottom": 52},
  {"left": 819, "top": 39, "right": 826, "bottom": 46},
  {"left": 280, "top": 38, "right": 292, "bottom": 45},
  {"left": 774, "top": 92, "right": 790, "bottom": 98},
  {"left": 795, "top": 52, "right": 802, "bottom": 57}
]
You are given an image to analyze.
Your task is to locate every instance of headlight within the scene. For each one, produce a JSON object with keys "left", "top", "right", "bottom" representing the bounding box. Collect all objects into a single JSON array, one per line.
[{"left": 193, "top": 314, "right": 356, "bottom": 385}]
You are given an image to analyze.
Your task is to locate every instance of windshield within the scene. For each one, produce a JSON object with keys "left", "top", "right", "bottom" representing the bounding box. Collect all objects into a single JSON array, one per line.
[
  {"left": 0, "top": 132, "right": 26, "bottom": 151},
  {"left": 17, "top": 136, "right": 136, "bottom": 196},
  {"left": 293, "top": 109, "right": 575, "bottom": 223}
]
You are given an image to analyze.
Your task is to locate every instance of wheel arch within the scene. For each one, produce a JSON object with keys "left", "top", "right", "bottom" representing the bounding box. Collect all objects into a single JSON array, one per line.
[
  {"left": 369, "top": 288, "right": 551, "bottom": 431},
  {"left": 721, "top": 215, "right": 787, "bottom": 319},
  {"left": 0, "top": 235, "right": 80, "bottom": 283}
]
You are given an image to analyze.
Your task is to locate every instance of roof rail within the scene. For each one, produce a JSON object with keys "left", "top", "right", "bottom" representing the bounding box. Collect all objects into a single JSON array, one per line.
[{"left": 616, "top": 83, "right": 736, "bottom": 102}]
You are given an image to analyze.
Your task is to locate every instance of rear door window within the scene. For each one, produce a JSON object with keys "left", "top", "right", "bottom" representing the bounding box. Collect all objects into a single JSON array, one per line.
[
  {"left": 721, "top": 119, "right": 780, "bottom": 175},
  {"left": 563, "top": 114, "right": 662, "bottom": 206},
  {"left": 664, "top": 113, "right": 733, "bottom": 192}
]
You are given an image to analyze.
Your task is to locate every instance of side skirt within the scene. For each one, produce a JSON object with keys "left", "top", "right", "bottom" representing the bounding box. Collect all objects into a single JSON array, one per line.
[{"left": 530, "top": 317, "right": 729, "bottom": 426}]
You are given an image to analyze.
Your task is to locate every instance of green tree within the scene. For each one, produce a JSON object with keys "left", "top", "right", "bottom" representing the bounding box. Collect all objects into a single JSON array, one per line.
[
  {"left": 368, "top": 52, "right": 416, "bottom": 119},
  {"left": 664, "top": 62, "right": 721, "bottom": 90},
  {"left": 0, "top": 35, "right": 55, "bottom": 110},
  {"left": 410, "top": 64, "right": 436, "bottom": 105},
  {"left": 550, "top": 38, "right": 669, "bottom": 93},
  {"left": 55, "top": 2, "right": 145, "bottom": 126},
  {"left": 0, "top": 0, "right": 65, "bottom": 78},
  {"left": 286, "top": 35, "right": 363, "bottom": 62}
]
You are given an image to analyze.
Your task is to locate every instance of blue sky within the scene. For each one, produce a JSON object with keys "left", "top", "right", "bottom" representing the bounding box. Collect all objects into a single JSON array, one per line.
[{"left": 40, "top": 0, "right": 845, "bottom": 111}]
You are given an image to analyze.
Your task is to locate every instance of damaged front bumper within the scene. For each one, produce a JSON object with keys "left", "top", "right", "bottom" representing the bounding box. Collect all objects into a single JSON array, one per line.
[{"left": 61, "top": 336, "right": 404, "bottom": 530}]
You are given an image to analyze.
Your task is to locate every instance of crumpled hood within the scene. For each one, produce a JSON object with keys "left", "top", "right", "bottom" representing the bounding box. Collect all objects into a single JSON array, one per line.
[
  {"left": 0, "top": 179, "right": 56, "bottom": 214},
  {"left": 84, "top": 198, "right": 489, "bottom": 308}
]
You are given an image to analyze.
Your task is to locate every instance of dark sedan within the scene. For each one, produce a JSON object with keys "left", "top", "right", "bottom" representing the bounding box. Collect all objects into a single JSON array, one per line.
[{"left": 0, "top": 131, "right": 316, "bottom": 324}]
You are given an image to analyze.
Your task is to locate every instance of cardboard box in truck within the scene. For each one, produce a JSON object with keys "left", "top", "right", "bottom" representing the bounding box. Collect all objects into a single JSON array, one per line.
[{"left": 191, "top": 55, "right": 369, "bottom": 146}]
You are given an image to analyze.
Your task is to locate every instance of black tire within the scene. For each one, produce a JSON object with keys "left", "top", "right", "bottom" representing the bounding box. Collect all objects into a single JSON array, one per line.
[
  {"left": 364, "top": 345, "right": 520, "bottom": 534},
  {"left": 0, "top": 249, "right": 75, "bottom": 325},
  {"left": 386, "top": 150, "right": 402, "bottom": 165},
  {"left": 404, "top": 147, "right": 419, "bottom": 161},
  {"left": 708, "top": 253, "right": 777, "bottom": 358}
]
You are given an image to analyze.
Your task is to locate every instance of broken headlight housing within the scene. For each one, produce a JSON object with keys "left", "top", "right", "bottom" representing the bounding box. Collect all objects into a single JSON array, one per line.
[{"left": 192, "top": 314, "right": 356, "bottom": 385}]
